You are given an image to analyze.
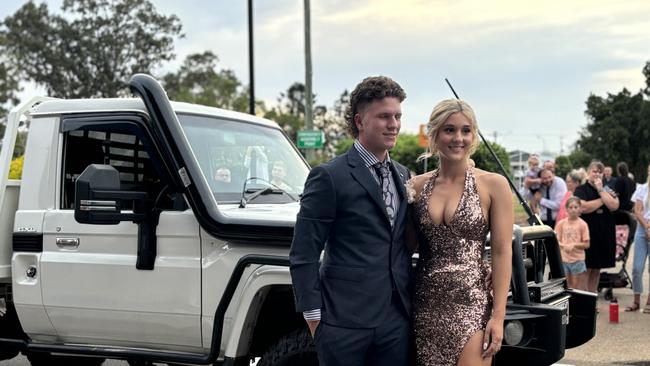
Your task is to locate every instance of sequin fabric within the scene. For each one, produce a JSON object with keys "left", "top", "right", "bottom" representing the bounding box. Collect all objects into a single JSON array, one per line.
[{"left": 413, "top": 168, "right": 492, "bottom": 366}]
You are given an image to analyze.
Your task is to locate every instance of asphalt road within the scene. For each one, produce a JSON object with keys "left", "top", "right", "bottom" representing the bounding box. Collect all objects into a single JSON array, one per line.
[{"left": 2, "top": 259, "right": 649, "bottom": 366}]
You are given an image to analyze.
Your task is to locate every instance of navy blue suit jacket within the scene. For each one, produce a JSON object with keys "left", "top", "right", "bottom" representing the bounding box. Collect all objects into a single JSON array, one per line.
[{"left": 290, "top": 147, "right": 412, "bottom": 328}]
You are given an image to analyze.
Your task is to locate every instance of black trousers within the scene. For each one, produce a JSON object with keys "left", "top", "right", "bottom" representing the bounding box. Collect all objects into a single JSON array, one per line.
[{"left": 314, "top": 293, "right": 411, "bottom": 366}]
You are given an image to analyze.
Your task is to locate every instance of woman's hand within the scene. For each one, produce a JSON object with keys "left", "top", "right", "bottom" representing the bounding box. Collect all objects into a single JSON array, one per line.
[
  {"left": 592, "top": 177, "right": 604, "bottom": 192},
  {"left": 482, "top": 316, "right": 504, "bottom": 358}
]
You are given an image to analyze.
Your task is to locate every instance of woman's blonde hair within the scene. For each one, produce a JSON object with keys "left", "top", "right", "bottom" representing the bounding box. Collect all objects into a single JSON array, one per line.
[
  {"left": 566, "top": 168, "right": 586, "bottom": 185},
  {"left": 419, "top": 99, "right": 480, "bottom": 161}
]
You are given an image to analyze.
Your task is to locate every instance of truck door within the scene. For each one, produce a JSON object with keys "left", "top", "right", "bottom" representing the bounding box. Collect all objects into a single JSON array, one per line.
[{"left": 40, "top": 117, "right": 203, "bottom": 351}]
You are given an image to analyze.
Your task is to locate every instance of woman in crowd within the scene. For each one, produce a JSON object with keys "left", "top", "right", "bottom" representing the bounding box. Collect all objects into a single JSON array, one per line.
[
  {"left": 573, "top": 160, "right": 619, "bottom": 294},
  {"left": 556, "top": 169, "right": 586, "bottom": 222},
  {"left": 626, "top": 164, "right": 650, "bottom": 312}
]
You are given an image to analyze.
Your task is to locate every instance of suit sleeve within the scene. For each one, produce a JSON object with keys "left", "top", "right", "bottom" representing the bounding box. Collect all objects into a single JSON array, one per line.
[{"left": 290, "top": 165, "right": 336, "bottom": 312}]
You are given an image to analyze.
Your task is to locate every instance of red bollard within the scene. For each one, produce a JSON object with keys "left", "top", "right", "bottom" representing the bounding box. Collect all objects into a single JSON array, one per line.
[{"left": 609, "top": 297, "right": 619, "bottom": 323}]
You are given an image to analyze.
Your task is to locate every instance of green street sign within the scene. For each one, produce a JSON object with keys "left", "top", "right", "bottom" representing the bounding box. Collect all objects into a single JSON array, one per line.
[{"left": 297, "top": 130, "right": 324, "bottom": 149}]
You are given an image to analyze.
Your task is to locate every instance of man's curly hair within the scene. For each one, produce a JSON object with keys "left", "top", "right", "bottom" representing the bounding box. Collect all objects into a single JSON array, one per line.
[{"left": 344, "top": 76, "right": 406, "bottom": 138}]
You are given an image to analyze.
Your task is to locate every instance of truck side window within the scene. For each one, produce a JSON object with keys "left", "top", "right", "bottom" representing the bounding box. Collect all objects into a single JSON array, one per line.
[{"left": 61, "top": 129, "right": 182, "bottom": 210}]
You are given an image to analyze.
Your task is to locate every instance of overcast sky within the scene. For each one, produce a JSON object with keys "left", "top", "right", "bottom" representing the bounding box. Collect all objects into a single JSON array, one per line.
[{"left": 2, "top": 0, "right": 649, "bottom": 154}]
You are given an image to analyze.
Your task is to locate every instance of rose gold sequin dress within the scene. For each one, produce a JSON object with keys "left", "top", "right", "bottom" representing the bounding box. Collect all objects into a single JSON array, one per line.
[{"left": 413, "top": 168, "right": 492, "bottom": 366}]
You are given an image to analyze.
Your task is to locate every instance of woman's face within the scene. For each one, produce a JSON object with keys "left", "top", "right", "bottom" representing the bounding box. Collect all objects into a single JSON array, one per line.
[
  {"left": 435, "top": 112, "right": 474, "bottom": 162},
  {"left": 587, "top": 166, "right": 603, "bottom": 183},
  {"left": 566, "top": 176, "right": 578, "bottom": 192}
]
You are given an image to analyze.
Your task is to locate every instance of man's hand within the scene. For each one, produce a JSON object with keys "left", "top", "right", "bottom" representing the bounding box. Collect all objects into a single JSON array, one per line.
[
  {"left": 533, "top": 191, "right": 542, "bottom": 203},
  {"left": 307, "top": 319, "right": 320, "bottom": 338}
]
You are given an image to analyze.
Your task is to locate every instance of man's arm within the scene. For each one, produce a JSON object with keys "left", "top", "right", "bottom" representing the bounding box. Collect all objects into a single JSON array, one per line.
[{"left": 289, "top": 166, "right": 336, "bottom": 331}]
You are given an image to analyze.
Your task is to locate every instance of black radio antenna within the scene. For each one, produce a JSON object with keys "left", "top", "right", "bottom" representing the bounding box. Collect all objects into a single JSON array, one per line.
[{"left": 445, "top": 78, "right": 541, "bottom": 226}]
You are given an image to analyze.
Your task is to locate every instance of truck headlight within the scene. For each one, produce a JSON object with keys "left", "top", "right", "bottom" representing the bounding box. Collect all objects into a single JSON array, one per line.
[{"left": 504, "top": 320, "right": 524, "bottom": 346}]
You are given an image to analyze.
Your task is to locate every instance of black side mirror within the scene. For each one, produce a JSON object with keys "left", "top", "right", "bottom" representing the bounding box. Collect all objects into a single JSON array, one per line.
[{"left": 74, "top": 164, "right": 147, "bottom": 225}]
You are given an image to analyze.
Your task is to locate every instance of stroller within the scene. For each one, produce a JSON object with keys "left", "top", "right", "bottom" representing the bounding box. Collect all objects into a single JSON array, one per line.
[{"left": 598, "top": 211, "right": 636, "bottom": 301}]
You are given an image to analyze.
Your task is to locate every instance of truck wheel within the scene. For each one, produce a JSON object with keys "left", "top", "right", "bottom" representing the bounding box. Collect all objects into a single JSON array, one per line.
[
  {"left": 258, "top": 328, "right": 317, "bottom": 366},
  {"left": 25, "top": 352, "right": 105, "bottom": 366}
]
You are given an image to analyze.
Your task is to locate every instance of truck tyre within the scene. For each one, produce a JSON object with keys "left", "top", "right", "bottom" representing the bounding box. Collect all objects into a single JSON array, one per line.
[
  {"left": 258, "top": 328, "right": 317, "bottom": 366},
  {"left": 25, "top": 352, "right": 105, "bottom": 366}
]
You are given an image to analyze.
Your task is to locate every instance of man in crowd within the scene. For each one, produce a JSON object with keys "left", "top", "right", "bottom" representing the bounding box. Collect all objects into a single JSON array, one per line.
[{"left": 532, "top": 167, "right": 567, "bottom": 228}]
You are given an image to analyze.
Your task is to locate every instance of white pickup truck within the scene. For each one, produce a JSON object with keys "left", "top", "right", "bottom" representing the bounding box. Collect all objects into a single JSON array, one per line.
[{"left": 0, "top": 74, "right": 596, "bottom": 366}]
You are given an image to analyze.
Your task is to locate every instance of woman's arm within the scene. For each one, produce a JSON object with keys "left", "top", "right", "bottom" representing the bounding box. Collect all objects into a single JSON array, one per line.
[
  {"left": 634, "top": 200, "right": 647, "bottom": 229},
  {"left": 580, "top": 198, "right": 604, "bottom": 213},
  {"left": 482, "top": 174, "right": 513, "bottom": 358},
  {"left": 599, "top": 190, "right": 619, "bottom": 211}
]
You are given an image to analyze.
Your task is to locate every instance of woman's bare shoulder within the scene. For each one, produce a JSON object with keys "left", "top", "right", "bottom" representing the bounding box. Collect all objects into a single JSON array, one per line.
[{"left": 474, "top": 169, "right": 510, "bottom": 191}]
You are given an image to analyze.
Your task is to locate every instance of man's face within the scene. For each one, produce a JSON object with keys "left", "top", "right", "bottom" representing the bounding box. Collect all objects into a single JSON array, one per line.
[
  {"left": 543, "top": 161, "right": 555, "bottom": 172},
  {"left": 541, "top": 170, "right": 554, "bottom": 186},
  {"left": 272, "top": 164, "right": 286, "bottom": 180},
  {"left": 604, "top": 167, "right": 612, "bottom": 179},
  {"left": 355, "top": 97, "right": 401, "bottom": 160},
  {"left": 215, "top": 168, "right": 231, "bottom": 183}
]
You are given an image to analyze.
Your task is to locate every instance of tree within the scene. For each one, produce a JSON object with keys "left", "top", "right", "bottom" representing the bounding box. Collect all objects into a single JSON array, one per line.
[
  {"left": 1, "top": 0, "right": 183, "bottom": 98},
  {"left": 162, "top": 51, "right": 251, "bottom": 112},
  {"left": 578, "top": 86, "right": 650, "bottom": 181},
  {"left": 0, "top": 58, "right": 20, "bottom": 122},
  {"left": 472, "top": 141, "right": 511, "bottom": 177}
]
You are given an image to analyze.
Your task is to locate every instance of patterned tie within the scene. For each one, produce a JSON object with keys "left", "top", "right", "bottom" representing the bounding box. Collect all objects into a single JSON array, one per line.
[
  {"left": 375, "top": 162, "right": 395, "bottom": 225},
  {"left": 546, "top": 186, "right": 552, "bottom": 224}
]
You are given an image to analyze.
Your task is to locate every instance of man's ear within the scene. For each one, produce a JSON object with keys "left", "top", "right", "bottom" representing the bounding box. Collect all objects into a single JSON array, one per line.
[{"left": 354, "top": 114, "right": 362, "bottom": 131}]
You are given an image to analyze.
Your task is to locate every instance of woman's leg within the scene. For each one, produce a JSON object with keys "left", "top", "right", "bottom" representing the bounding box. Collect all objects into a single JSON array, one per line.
[
  {"left": 586, "top": 268, "right": 600, "bottom": 293},
  {"left": 457, "top": 331, "right": 492, "bottom": 366},
  {"left": 632, "top": 230, "right": 648, "bottom": 295},
  {"left": 566, "top": 274, "right": 577, "bottom": 289},
  {"left": 575, "top": 272, "right": 588, "bottom": 291}
]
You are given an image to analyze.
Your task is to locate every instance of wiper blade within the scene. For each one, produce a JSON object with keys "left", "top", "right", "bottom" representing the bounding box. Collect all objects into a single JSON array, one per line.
[
  {"left": 240, "top": 187, "right": 275, "bottom": 208},
  {"left": 238, "top": 176, "right": 298, "bottom": 208}
]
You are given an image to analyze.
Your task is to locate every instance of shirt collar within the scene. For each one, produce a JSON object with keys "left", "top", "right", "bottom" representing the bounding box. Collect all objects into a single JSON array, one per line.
[{"left": 354, "top": 140, "right": 391, "bottom": 168}]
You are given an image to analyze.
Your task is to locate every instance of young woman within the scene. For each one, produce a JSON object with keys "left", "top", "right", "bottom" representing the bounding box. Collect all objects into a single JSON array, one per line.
[
  {"left": 407, "top": 99, "right": 512, "bottom": 366},
  {"left": 626, "top": 164, "right": 650, "bottom": 312},
  {"left": 573, "top": 160, "right": 619, "bottom": 294}
]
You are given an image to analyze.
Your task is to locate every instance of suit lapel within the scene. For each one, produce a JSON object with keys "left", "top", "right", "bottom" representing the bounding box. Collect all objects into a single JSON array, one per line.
[
  {"left": 390, "top": 163, "right": 406, "bottom": 201},
  {"left": 391, "top": 163, "right": 408, "bottom": 231},
  {"left": 347, "top": 148, "right": 390, "bottom": 224}
]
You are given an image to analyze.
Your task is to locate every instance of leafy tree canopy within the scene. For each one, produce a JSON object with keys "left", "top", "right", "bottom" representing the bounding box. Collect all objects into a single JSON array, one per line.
[
  {"left": 163, "top": 51, "right": 250, "bottom": 113},
  {"left": 576, "top": 61, "right": 650, "bottom": 181},
  {"left": 1, "top": 0, "right": 183, "bottom": 98}
]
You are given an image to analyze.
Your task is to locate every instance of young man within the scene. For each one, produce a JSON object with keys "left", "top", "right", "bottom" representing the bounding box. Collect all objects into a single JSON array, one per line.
[{"left": 290, "top": 76, "right": 412, "bottom": 366}]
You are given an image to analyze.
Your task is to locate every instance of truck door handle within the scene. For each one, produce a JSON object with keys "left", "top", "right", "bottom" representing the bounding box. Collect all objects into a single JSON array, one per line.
[{"left": 56, "top": 237, "right": 80, "bottom": 249}]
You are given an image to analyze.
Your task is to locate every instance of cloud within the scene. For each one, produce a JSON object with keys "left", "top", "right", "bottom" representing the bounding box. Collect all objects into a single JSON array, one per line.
[{"left": 591, "top": 67, "right": 646, "bottom": 95}]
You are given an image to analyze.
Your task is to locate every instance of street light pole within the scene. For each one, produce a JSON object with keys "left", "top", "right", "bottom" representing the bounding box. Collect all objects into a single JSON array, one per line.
[
  {"left": 304, "top": 0, "right": 315, "bottom": 162},
  {"left": 248, "top": 0, "right": 255, "bottom": 115}
]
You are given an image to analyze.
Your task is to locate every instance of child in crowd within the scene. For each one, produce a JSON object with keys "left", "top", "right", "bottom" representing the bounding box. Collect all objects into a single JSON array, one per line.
[
  {"left": 525, "top": 154, "right": 542, "bottom": 214},
  {"left": 555, "top": 197, "right": 591, "bottom": 290}
]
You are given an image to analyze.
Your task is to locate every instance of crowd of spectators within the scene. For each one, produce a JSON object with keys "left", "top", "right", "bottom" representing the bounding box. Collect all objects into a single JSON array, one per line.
[{"left": 522, "top": 158, "right": 650, "bottom": 313}]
